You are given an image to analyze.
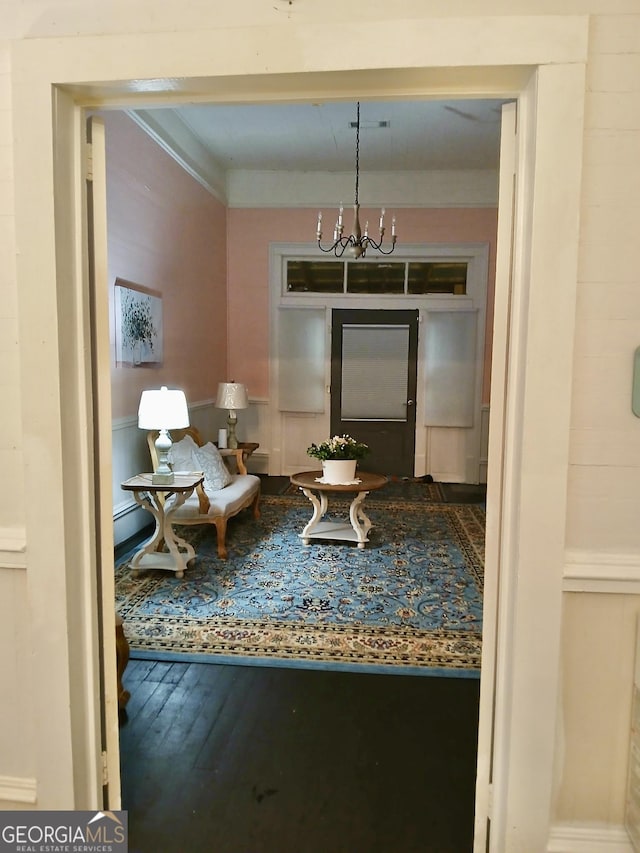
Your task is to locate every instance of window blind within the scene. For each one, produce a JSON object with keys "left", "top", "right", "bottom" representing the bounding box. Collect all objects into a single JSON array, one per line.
[
  {"left": 423, "top": 310, "right": 477, "bottom": 427},
  {"left": 341, "top": 324, "right": 409, "bottom": 421},
  {"left": 277, "top": 307, "right": 326, "bottom": 412}
]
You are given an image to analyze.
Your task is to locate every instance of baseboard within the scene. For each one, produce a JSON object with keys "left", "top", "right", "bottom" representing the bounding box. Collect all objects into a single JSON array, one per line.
[
  {"left": 547, "top": 822, "right": 632, "bottom": 852},
  {"left": 0, "top": 774, "right": 37, "bottom": 805}
]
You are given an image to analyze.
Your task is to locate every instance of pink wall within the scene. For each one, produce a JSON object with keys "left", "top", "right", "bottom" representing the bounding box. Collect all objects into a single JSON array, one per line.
[
  {"left": 105, "top": 111, "right": 228, "bottom": 419},
  {"left": 227, "top": 207, "right": 498, "bottom": 403}
]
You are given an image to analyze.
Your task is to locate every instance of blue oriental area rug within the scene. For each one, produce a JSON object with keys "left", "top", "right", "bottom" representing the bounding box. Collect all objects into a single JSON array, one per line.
[{"left": 115, "top": 494, "right": 485, "bottom": 677}]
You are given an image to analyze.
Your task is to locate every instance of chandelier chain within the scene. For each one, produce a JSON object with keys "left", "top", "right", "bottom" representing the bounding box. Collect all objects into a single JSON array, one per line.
[
  {"left": 315, "top": 99, "right": 396, "bottom": 258},
  {"left": 354, "top": 101, "right": 360, "bottom": 207}
]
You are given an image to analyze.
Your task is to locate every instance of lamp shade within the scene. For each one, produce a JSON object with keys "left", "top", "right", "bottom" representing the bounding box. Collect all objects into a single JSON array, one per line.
[
  {"left": 215, "top": 382, "right": 248, "bottom": 410},
  {"left": 138, "top": 386, "right": 190, "bottom": 430}
]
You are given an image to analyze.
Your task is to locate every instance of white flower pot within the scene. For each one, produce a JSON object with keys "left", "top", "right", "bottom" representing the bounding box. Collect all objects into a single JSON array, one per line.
[{"left": 322, "top": 459, "right": 357, "bottom": 484}]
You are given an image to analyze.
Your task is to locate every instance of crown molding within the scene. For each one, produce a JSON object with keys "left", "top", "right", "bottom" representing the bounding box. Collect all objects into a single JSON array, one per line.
[
  {"left": 127, "top": 108, "right": 228, "bottom": 203},
  {"left": 126, "top": 107, "right": 498, "bottom": 209}
]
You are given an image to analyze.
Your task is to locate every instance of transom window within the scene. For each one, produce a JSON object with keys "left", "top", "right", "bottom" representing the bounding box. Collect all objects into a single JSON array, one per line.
[{"left": 286, "top": 260, "right": 468, "bottom": 296}]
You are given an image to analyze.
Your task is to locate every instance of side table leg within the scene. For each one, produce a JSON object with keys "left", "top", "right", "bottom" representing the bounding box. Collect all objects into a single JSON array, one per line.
[
  {"left": 129, "top": 490, "right": 164, "bottom": 577},
  {"left": 129, "top": 487, "right": 197, "bottom": 578},
  {"left": 349, "top": 490, "right": 372, "bottom": 548},
  {"left": 299, "top": 488, "right": 324, "bottom": 545},
  {"left": 163, "top": 489, "right": 196, "bottom": 578}
]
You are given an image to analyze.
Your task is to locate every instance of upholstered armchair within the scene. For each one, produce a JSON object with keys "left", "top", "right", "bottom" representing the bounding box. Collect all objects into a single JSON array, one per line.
[{"left": 147, "top": 426, "right": 261, "bottom": 559}]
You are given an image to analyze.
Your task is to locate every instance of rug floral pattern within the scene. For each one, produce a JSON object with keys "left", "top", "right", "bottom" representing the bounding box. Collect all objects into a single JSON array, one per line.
[{"left": 115, "top": 495, "right": 485, "bottom": 674}]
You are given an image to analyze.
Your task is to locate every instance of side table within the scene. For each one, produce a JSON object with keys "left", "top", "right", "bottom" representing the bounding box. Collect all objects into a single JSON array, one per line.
[
  {"left": 217, "top": 441, "right": 259, "bottom": 474},
  {"left": 289, "top": 470, "right": 388, "bottom": 549},
  {"left": 121, "top": 473, "right": 204, "bottom": 578}
]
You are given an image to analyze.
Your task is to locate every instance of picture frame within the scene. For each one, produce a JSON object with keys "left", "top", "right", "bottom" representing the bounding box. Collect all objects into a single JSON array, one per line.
[{"left": 114, "top": 279, "right": 163, "bottom": 366}]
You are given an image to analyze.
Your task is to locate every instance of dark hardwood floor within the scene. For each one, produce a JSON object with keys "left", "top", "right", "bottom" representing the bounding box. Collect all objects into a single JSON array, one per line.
[{"left": 119, "top": 659, "right": 479, "bottom": 853}]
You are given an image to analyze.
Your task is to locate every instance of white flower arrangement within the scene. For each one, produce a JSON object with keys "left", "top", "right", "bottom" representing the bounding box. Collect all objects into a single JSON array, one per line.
[{"left": 306, "top": 434, "right": 369, "bottom": 461}]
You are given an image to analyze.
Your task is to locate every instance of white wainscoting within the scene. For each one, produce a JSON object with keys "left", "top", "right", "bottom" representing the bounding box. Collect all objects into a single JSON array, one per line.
[
  {"left": 111, "top": 413, "right": 154, "bottom": 546},
  {"left": 547, "top": 823, "right": 633, "bottom": 852},
  {"left": 278, "top": 406, "right": 490, "bottom": 482},
  {"left": 479, "top": 404, "right": 490, "bottom": 484},
  {"left": 281, "top": 411, "right": 330, "bottom": 476},
  {"left": 0, "top": 527, "right": 26, "bottom": 570},
  {"left": 421, "top": 405, "right": 489, "bottom": 484},
  {"left": 425, "top": 426, "right": 469, "bottom": 483},
  {"left": 237, "top": 397, "right": 270, "bottom": 474}
]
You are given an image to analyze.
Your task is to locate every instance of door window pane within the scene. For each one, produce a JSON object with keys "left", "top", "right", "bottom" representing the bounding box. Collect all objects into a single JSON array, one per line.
[
  {"left": 346, "top": 262, "right": 405, "bottom": 294},
  {"left": 408, "top": 262, "right": 467, "bottom": 294},
  {"left": 341, "top": 324, "right": 409, "bottom": 420}
]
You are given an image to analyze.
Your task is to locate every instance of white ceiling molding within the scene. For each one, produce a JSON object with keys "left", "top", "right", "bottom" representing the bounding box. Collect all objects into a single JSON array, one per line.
[
  {"left": 227, "top": 168, "right": 498, "bottom": 208},
  {"left": 122, "top": 107, "right": 499, "bottom": 207},
  {"left": 127, "top": 108, "right": 228, "bottom": 203}
]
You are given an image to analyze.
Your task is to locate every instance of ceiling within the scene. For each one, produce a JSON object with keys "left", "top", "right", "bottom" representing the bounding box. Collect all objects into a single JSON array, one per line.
[{"left": 169, "top": 98, "right": 508, "bottom": 173}]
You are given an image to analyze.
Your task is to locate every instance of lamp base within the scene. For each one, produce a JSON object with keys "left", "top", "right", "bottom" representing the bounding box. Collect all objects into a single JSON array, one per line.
[
  {"left": 152, "top": 471, "right": 175, "bottom": 485},
  {"left": 154, "top": 429, "right": 175, "bottom": 484},
  {"left": 227, "top": 411, "right": 239, "bottom": 449}
]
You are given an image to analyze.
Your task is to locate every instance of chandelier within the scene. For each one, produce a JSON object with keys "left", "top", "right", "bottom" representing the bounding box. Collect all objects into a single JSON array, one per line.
[{"left": 315, "top": 102, "right": 397, "bottom": 259}]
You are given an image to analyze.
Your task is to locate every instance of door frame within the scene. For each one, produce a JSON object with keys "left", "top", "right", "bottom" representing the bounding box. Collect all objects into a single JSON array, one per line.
[
  {"left": 269, "top": 241, "right": 489, "bottom": 480},
  {"left": 330, "top": 307, "right": 419, "bottom": 477},
  {"left": 11, "top": 17, "right": 587, "bottom": 849}
]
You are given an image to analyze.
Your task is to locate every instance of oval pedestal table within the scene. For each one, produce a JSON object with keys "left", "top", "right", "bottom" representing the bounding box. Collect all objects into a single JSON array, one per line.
[{"left": 289, "top": 470, "right": 388, "bottom": 549}]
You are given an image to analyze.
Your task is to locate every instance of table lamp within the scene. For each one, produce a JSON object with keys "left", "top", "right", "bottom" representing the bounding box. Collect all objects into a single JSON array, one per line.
[
  {"left": 138, "top": 386, "right": 190, "bottom": 484},
  {"left": 215, "top": 382, "right": 248, "bottom": 449}
]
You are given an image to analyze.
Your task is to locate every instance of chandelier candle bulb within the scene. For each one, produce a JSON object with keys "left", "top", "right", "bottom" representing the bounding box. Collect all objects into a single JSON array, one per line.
[
  {"left": 316, "top": 211, "right": 322, "bottom": 239},
  {"left": 379, "top": 208, "right": 385, "bottom": 230}
]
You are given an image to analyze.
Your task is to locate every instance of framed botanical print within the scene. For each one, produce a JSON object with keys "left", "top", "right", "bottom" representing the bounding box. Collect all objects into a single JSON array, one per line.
[{"left": 114, "top": 279, "right": 163, "bottom": 366}]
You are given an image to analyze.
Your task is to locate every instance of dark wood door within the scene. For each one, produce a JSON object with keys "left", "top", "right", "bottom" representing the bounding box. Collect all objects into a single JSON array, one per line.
[{"left": 330, "top": 309, "right": 419, "bottom": 477}]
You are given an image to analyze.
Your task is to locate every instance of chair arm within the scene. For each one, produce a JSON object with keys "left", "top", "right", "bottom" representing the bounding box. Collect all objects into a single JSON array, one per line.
[{"left": 196, "top": 482, "right": 210, "bottom": 514}]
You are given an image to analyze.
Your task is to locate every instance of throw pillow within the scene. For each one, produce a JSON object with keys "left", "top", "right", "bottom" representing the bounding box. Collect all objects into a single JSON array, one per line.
[
  {"left": 193, "top": 442, "right": 233, "bottom": 492},
  {"left": 169, "top": 434, "right": 199, "bottom": 472}
]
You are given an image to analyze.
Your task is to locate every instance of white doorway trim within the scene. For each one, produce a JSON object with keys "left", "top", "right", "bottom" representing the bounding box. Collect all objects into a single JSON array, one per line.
[
  {"left": 11, "top": 15, "right": 588, "bottom": 848},
  {"left": 268, "top": 241, "right": 489, "bottom": 482}
]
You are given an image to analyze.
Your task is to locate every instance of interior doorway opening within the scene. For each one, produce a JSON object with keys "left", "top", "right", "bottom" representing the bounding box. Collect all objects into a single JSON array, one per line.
[{"left": 98, "top": 94, "right": 503, "bottom": 848}]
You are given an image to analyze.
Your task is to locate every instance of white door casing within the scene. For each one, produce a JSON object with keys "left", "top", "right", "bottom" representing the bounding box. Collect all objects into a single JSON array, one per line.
[
  {"left": 11, "top": 17, "right": 587, "bottom": 848},
  {"left": 86, "top": 115, "right": 122, "bottom": 808},
  {"left": 474, "top": 100, "right": 517, "bottom": 853}
]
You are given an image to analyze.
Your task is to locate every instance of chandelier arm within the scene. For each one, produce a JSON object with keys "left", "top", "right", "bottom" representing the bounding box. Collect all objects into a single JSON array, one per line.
[
  {"left": 360, "top": 235, "right": 397, "bottom": 254},
  {"left": 317, "top": 238, "right": 351, "bottom": 258},
  {"left": 371, "top": 240, "right": 397, "bottom": 256}
]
